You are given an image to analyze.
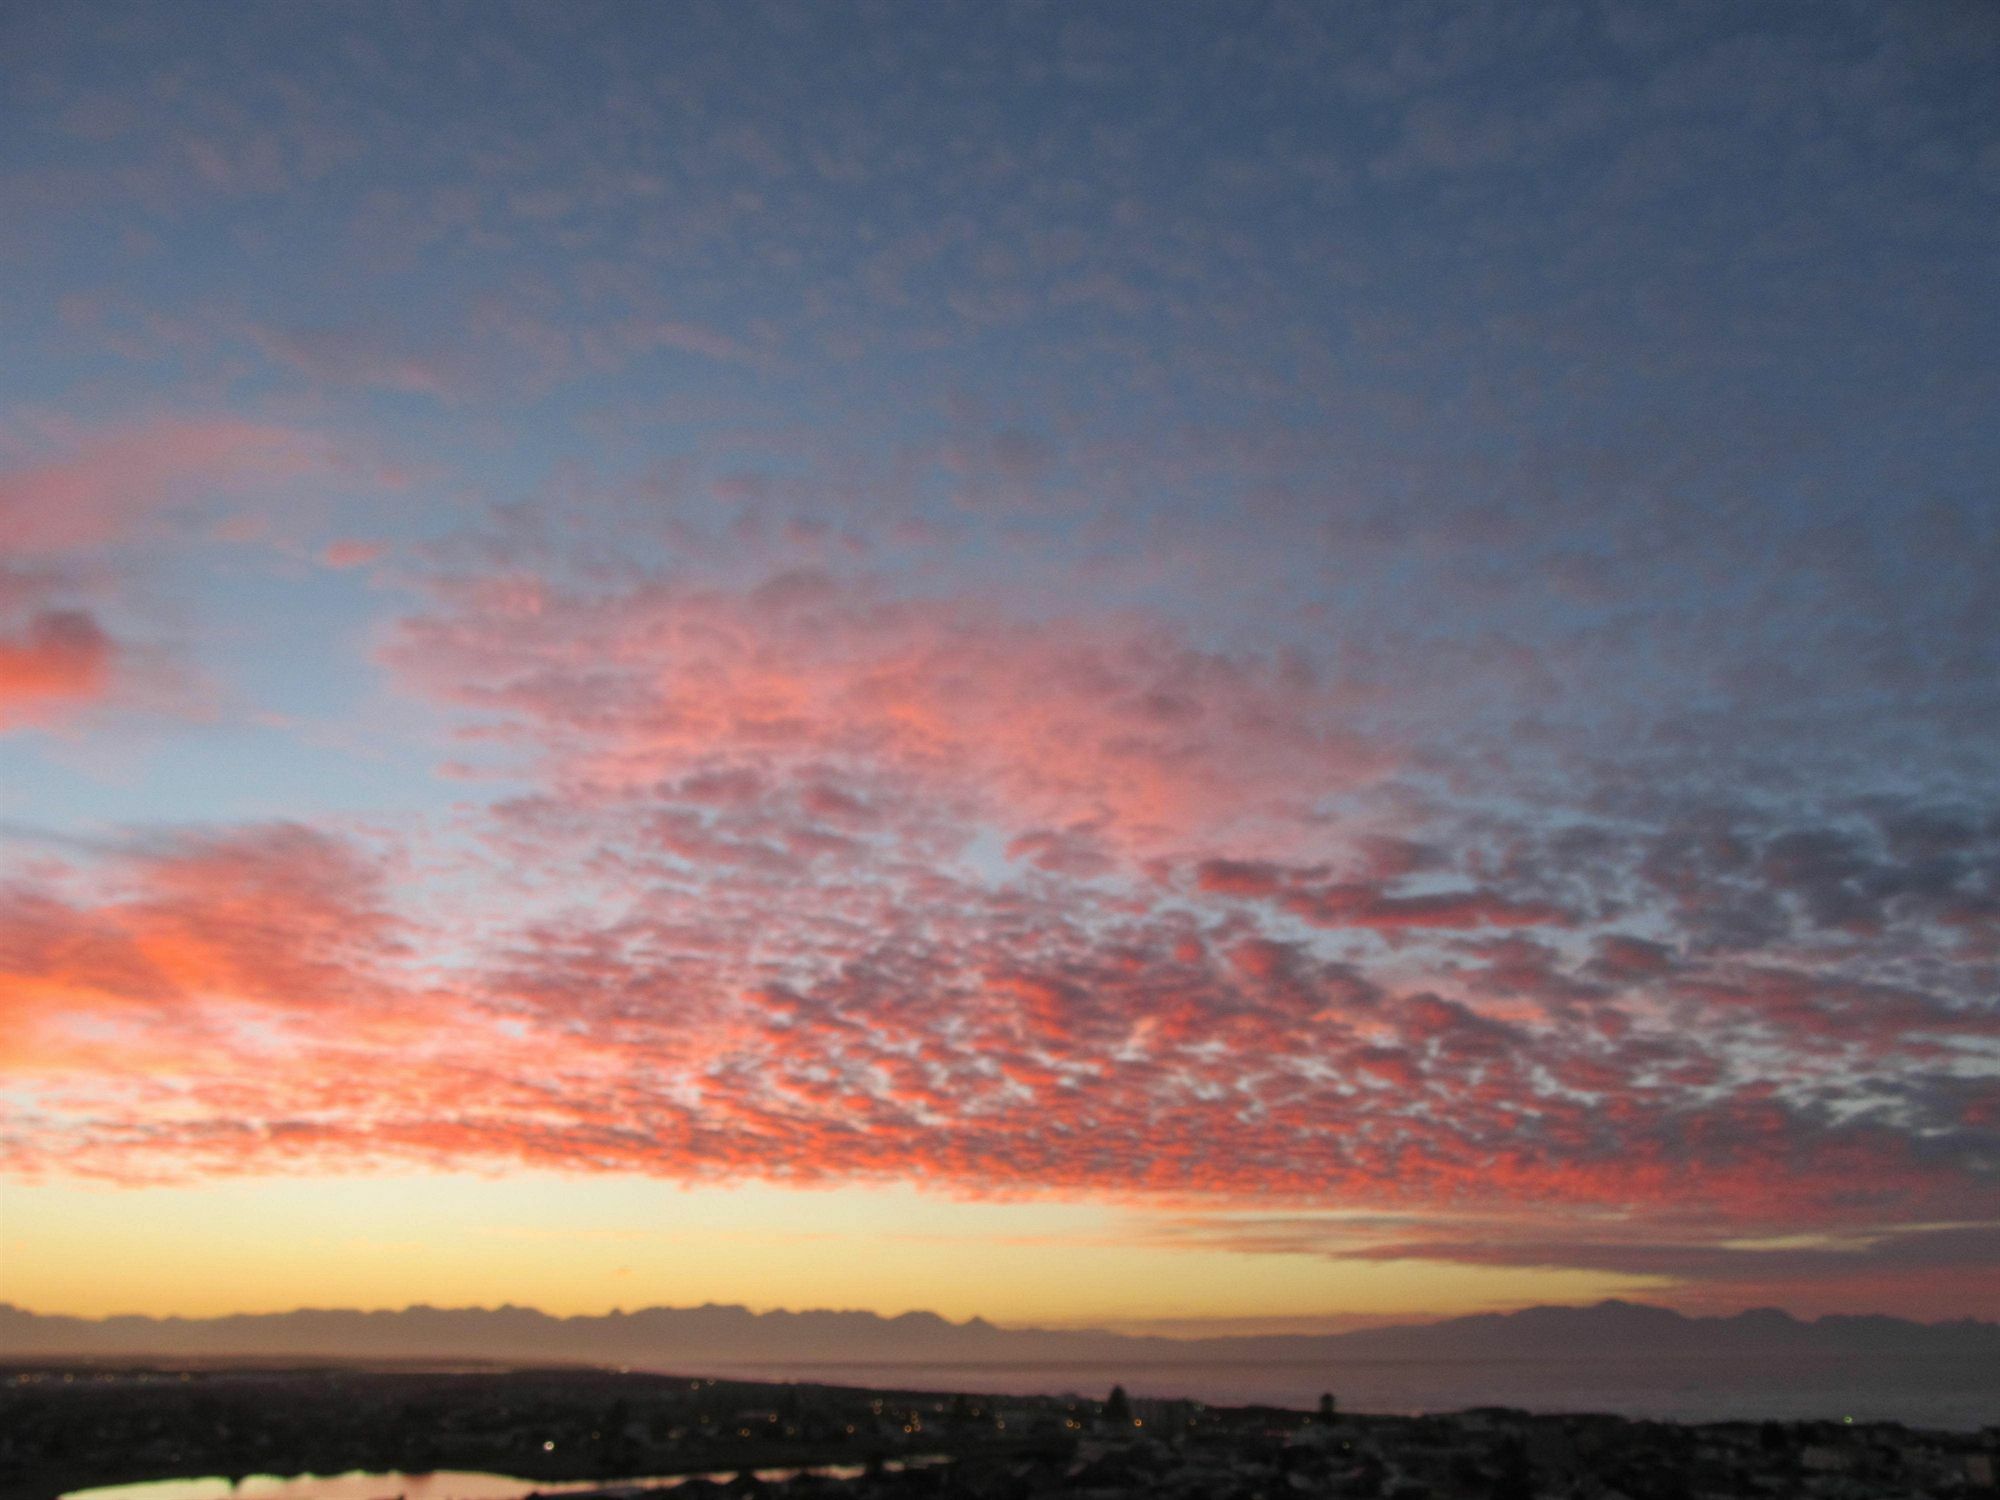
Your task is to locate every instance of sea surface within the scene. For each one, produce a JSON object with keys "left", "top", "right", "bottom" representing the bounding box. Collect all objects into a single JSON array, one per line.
[{"left": 704, "top": 1352, "right": 2000, "bottom": 1431}]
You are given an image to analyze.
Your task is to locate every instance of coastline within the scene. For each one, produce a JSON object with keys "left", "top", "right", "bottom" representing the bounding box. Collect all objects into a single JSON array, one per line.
[{"left": 8, "top": 1363, "right": 1998, "bottom": 1500}]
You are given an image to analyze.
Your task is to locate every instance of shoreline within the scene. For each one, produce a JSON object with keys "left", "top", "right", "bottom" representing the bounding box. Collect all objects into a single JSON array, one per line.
[{"left": 7, "top": 1363, "right": 1999, "bottom": 1500}]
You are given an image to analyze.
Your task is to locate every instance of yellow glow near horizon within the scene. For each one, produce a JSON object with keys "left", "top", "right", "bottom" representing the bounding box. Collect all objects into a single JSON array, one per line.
[{"left": 0, "top": 1173, "right": 1663, "bottom": 1326}]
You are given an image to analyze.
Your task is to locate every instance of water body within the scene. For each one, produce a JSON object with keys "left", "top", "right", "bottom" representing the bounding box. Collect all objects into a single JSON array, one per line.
[
  {"left": 64, "top": 1477, "right": 588, "bottom": 1500},
  {"left": 64, "top": 1462, "right": 910, "bottom": 1500},
  {"left": 705, "top": 1352, "right": 2000, "bottom": 1431}
]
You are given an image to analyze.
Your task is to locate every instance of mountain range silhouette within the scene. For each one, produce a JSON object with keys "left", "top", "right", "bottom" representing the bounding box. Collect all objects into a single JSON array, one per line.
[{"left": 5, "top": 1298, "right": 1994, "bottom": 1366}]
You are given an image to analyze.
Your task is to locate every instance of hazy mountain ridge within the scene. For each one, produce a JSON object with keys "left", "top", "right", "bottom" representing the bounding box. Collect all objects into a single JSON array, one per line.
[{"left": 4, "top": 1298, "right": 1995, "bottom": 1366}]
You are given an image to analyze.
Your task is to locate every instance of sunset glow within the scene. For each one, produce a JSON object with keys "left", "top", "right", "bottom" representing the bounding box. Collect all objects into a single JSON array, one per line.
[{"left": 2, "top": 1, "right": 1996, "bottom": 1332}]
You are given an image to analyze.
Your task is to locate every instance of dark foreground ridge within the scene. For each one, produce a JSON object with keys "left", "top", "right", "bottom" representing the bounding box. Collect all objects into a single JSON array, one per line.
[{"left": 3, "top": 1363, "right": 1997, "bottom": 1500}]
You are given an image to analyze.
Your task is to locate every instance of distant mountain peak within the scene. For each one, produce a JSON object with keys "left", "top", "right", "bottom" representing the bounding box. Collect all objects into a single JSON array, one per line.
[
  {"left": 1733, "top": 1306, "right": 1799, "bottom": 1325},
  {"left": 1, "top": 1298, "right": 1991, "bottom": 1367}
]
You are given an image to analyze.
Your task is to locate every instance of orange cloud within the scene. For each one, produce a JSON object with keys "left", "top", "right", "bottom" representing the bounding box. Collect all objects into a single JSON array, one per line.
[
  {"left": 6, "top": 803, "right": 1987, "bottom": 1258},
  {"left": 0, "top": 823, "right": 418, "bottom": 1071},
  {"left": 0, "top": 608, "right": 113, "bottom": 728}
]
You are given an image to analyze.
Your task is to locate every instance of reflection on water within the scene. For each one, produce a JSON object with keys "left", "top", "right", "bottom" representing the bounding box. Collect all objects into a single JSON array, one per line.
[
  {"left": 68, "top": 1464, "right": 952, "bottom": 1496},
  {"left": 62, "top": 1464, "right": 906, "bottom": 1500},
  {"left": 64, "top": 1478, "right": 558, "bottom": 1500}
]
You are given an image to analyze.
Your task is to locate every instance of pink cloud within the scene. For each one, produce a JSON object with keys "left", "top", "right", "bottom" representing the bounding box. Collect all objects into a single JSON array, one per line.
[
  {"left": 1280, "top": 883, "right": 1573, "bottom": 931},
  {"left": 1194, "top": 857, "right": 1292, "bottom": 897},
  {"left": 0, "top": 418, "right": 331, "bottom": 555},
  {"left": 388, "top": 566, "right": 1391, "bottom": 853},
  {"left": 1195, "top": 857, "right": 1572, "bottom": 930},
  {"left": 0, "top": 608, "right": 114, "bottom": 729},
  {"left": 1, "top": 514, "right": 1988, "bottom": 1312},
  {"left": 0, "top": 823, "right": 418, "bottom": 1066},
  {"left": 322, "top": 538, "right": 386, "bottom": 569},
  {"left": 4, "top": 808, "right": 1991, "bottom": 1258}
]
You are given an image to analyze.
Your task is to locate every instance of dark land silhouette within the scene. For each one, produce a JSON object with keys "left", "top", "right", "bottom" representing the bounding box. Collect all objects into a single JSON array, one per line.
[{"left": 4, "top": 1360, "right": 1997, "bottom": 1500}]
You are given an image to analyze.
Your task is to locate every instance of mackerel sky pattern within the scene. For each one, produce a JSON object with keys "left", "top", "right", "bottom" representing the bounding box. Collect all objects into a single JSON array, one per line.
[{"left": 2, "top": 0, "right": 1997, "bottom": 1317}]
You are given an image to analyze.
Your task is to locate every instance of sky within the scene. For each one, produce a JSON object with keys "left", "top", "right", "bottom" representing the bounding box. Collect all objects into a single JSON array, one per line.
[{"left": 1, "top": 0, "right": 1997, "bottom": 1331}]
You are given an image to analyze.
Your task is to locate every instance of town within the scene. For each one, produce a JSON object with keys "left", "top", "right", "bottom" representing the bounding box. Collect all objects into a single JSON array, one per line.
[{"left": 3, "top": 1364, "right": 1995, "bottom": 1500}]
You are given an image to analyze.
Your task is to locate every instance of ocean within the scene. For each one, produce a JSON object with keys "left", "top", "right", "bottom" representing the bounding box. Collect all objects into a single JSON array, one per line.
[{"left": 702, "top": 1351, "right": 2000, "bottom": 1431}]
